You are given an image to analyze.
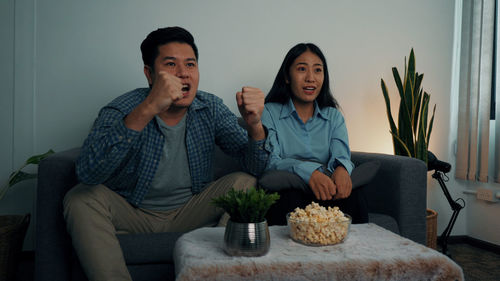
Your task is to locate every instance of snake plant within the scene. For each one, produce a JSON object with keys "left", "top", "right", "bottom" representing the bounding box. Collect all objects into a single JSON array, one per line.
[{"left": 381, "top": 49, "right": 435, "bottom": 165}]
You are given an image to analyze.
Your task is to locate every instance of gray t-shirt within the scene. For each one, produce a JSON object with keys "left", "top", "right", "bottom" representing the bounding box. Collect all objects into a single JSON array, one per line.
[{"left": 139, "top": 115, "right": 193, "bottom": 211}]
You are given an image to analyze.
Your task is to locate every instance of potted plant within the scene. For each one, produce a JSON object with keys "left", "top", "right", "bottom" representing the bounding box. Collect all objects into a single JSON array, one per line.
[
  {"left": 212, "top": 187, "right": 279, "bottom": 257},
  {"left": 380, "top": 49, "right": 435, "bottom": 165},
  {"left": 0, "top": 149, "right": 54, "bottom": 200},
  {"left": 380, "top": 49, "right": 437, "bottom": 248},
  {"left": 0, "top": 149, "right": 54, "bottom": 280}
]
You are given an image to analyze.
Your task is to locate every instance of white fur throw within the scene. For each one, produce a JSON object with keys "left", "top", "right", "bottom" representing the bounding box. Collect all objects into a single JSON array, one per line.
[{"left": 174, "top": 224, "right": 464, "bottom": 281}]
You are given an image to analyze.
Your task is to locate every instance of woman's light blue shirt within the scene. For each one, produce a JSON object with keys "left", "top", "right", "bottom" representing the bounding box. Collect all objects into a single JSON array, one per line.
[{"left": 262, "top": 99, "right": 354, "bottom": 184}]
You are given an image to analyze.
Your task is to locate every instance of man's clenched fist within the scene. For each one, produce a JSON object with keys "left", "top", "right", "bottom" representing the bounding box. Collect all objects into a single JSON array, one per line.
[
  {"left": 236, "top": 87, "right": 266, "bottom": 140},
  {"left": 146, "top": 71, "right": 184, "bottom": 114},
  {"left": 236, "top": 87, "right": 265, "bottom": 127}
]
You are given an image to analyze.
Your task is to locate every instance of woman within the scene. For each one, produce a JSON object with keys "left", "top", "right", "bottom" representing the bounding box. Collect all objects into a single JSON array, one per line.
[{"left": 261, "top": 43, "right": 368, "bottom": 224}]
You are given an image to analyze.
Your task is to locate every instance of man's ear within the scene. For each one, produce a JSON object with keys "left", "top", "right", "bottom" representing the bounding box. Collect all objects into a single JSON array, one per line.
[{"left": 144, "top": 65, "right": 153, "bottom": 85}]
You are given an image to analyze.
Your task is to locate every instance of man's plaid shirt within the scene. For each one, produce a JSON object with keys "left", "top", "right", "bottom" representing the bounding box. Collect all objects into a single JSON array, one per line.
[{"left": 76, "top": 88, "right": 268, "bottom": 206}]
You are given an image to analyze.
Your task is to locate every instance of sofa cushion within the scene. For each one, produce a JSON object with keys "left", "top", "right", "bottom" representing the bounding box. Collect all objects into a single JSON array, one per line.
[
  {"left": 351, "top": 161, "right": 380, "bottom": 188},
  {"left": 258, "top": 161, "right": 380, "bottom": 192},
  {"left": 369, "top": 213, "right": 400, "bottom": 234},
  {"left": 258, "top": 170, "right": 308, "bottom": 192},
  {"left": 213, "top": 145, "right": 242, "bottom": 179}
]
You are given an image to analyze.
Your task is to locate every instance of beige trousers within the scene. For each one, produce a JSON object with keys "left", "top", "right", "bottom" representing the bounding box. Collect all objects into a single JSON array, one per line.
[{"left": 63, "top": 172, "right": 256, "bottom": 281}]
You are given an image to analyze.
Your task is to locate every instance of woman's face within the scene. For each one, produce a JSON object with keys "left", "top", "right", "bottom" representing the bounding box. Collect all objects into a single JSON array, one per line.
[{"left": 287, "top": 50, "right": 324, "bottom": 105}]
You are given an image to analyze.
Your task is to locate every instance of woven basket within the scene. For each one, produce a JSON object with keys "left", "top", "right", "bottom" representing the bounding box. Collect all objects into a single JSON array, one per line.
[
  {"left": 426, "top": 209, "right": 438, "bottom": 249},
  {"left": 0, "top": 214, "right": 30, "bottom": 281}
]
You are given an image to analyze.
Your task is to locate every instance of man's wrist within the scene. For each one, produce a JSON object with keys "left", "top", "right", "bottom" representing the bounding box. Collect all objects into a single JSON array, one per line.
[
  {"left": 124, "top": 102, "right": 157, "bottom": 131},
  {"left": 247, "top": 122, "right": 266, "bottom": 141}
]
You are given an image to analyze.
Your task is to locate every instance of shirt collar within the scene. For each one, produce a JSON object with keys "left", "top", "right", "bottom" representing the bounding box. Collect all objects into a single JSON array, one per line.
[
  {"left": 315, "top": 102, "right": 329, "bottom": 120},
  {"left": 189, "top": 91, "right": 208, "bottom": 111},
  {"left": 279, "top": 99, "right": 328, "bottom": 121}
]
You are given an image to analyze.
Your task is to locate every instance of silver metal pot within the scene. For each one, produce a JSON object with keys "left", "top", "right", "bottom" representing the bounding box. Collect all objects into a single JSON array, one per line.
[{"left": 223, "top": 220, "right": 270, "bottom": 257}]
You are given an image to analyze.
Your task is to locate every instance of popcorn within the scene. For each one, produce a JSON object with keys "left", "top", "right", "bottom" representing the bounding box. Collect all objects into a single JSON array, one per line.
[{"left": 287, "top": 202, "right": 350, "bottom": 245}]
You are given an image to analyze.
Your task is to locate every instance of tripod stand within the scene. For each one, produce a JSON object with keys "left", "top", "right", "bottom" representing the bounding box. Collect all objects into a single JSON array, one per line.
[{"left": 428, "top": 151, "right": 465, "bottom": 257}]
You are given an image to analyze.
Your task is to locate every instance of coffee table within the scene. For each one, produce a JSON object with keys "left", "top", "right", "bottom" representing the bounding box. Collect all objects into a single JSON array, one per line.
[{"left": 173, "top": 223, "right": 464, "bottom": 281}]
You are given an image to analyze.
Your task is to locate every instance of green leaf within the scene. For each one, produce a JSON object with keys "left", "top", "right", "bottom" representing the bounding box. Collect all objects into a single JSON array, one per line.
[
  {"left": 415, "top": 92, "right": 432, "bottom": 163},
  {"left": 398, "top": 97, "right": 414, "bottom": 156},
  {"left": 421, "top": 92, "right": 431, "bottom": 137},
  {"left": 390, "top": 132, "right": 412, "bottom": 157},
  {"left": 412, "top": 74, "right": 424, "bottom": 132},
  {"left": 211, "top": 187, "right": 280, "bottom": 223},
  {"left": 8, "top": 171, "right": 37, "bottom": 187},
  {"left": 427, "top": 104, "right": 436, "bottom": 146},
  {"left": 403, "top": 56, "right": 407, "bottom": 87},
  {"left": 392, "top": 68, "right": 404, "bottom": 98},
  {"left": 381, "top": 79, "right": 407, "bottom": 155},
  {"left": 25, "top": 149, "right": 55, "bottom": 165},
  {"left": 0, "top": 185, "right": 9, "bottom": 201},
  {"left": 408, "top": 49, "right": 416, "bottom": 85},
  {"left": 381, "top": 81, "right": 398, "bottom": 131},
  {"left": 1, "top": 149, "right": 56, "bottom": 201}
]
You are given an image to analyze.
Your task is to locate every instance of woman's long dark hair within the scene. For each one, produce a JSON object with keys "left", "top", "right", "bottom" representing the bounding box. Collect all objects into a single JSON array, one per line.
[{"left": 265, "top": 43, "right": 338, "bottom": 109}]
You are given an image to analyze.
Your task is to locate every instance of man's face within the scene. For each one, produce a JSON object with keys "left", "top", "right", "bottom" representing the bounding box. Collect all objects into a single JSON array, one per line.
[{"left": 146, "top": 42, "right": 200, "bottom": 108}]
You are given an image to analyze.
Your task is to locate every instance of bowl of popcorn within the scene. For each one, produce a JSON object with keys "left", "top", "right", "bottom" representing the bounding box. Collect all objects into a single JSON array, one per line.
[{"left": 286, "top": 202, "right": 351, "bottom": 246}]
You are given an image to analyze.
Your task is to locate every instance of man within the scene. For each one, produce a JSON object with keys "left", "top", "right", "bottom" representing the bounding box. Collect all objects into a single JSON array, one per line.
[{"left": 63, "top": 26, "right": 268, "bottom": 281}]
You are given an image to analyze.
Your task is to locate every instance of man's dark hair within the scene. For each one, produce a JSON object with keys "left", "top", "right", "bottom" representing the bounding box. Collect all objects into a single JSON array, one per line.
[
  {"left": 140, "top": 26, "right": 198, "bottom": 69},
  {"left": 265, "top": 43, "right": 338, "bottom": 109}
]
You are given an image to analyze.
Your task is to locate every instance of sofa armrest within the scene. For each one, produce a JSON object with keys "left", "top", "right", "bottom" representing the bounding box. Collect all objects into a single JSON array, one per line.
[
  {"left": 351, "top": 151, "right": 427, "bottom": 245},
  {"left": 35, "top": 147, "right": 81, "bottom": 281}
]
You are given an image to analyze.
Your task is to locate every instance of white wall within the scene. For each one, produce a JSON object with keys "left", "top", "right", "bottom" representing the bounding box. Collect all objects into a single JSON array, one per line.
[
  {"left": 4, "top": 0, "right": 490, "bottom": 250},
  {"left": 0, "top": 0, "right": 38, "bottom": 250}
]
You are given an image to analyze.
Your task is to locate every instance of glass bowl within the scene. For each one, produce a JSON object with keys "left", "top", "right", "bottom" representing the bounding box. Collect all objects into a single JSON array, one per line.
[{"left": 286, "top": 212, "right": 351, "bottom": 246}]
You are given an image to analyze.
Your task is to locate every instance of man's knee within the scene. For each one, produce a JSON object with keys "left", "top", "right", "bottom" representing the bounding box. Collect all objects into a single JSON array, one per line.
[
  {"left": 64, "top": 184, "right": 87, "bottom": 212},
  {"left": 227, "top": 172, "right": 257, "bottom": 191},
  {"left": 63, "top": 184, "right": 110, "bottom": 218},
  {"left": 209, "top": 172, "right": 257, "bottom": 196}
]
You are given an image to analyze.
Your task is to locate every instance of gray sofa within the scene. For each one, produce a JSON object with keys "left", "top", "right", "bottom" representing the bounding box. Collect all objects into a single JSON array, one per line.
[{"left": 35, "top": 147, "right": 427, "bottom": 281}]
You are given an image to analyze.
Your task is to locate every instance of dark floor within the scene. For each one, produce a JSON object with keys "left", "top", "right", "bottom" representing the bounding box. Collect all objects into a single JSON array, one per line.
[
  {"left": 442, "top": 243, "right": 500, "bottom": 281},
  {"left": 15, "top": 242, "right": 500, "bottom": 281}
]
